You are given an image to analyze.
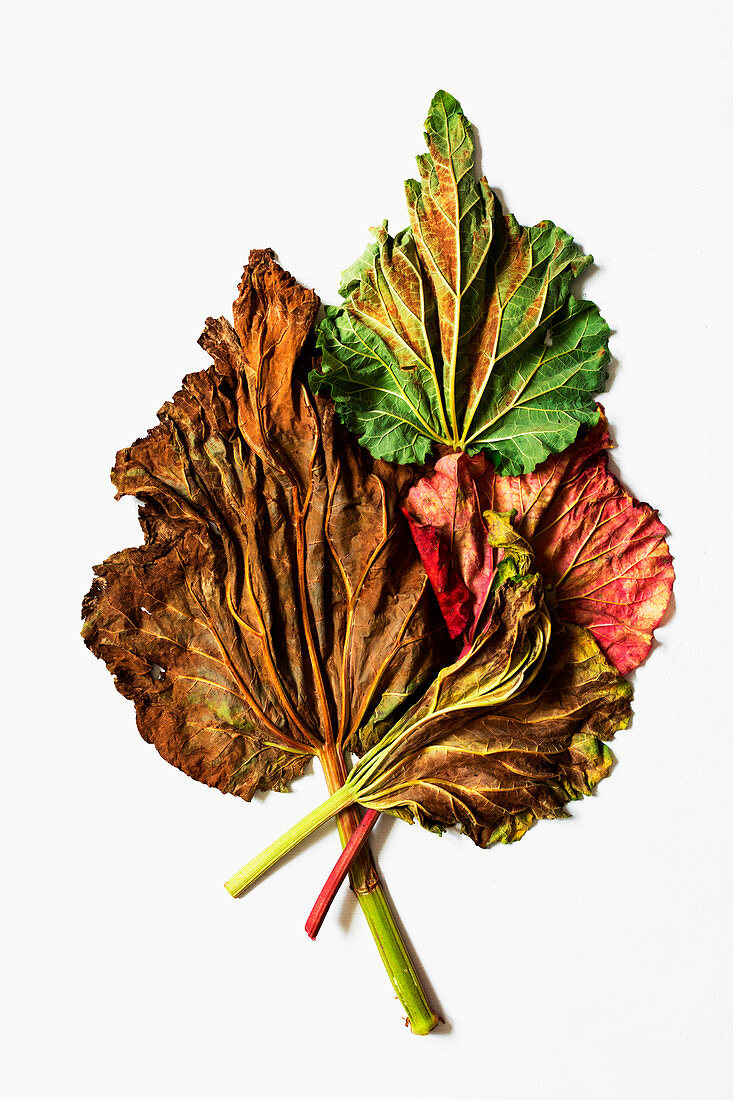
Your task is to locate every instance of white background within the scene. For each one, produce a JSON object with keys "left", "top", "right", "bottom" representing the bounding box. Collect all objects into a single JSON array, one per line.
[{"left": 3, "top": 1, "right": 731, "bottom": 1096}]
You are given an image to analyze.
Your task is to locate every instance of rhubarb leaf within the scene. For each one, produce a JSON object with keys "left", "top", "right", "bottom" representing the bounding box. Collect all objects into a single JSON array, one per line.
[
  {"left": 82, "top": 250, "right": 446, "bottom": 798},
  {"left": 348, "top": 548, "right": 632, "bottom": 844},
  {"left": 478, "top": 409, "right": 674, "bottom": 674},
  {"left": 356, "top": 621, "right": 631, "bottom": 846},
  {"left": 226, "top": 541, "right": 632, "bottom": 891},
  {"left": 404, "top": 454, "right": 529, "bottom": 644},
  {"left": 312, "top": 90, "right": 609, "bottom": 473},
  {"left": 405, "top": 409, "right": 673, "bottom": 674}
]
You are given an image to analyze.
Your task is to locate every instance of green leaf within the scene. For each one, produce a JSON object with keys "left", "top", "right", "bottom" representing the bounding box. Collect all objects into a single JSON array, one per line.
[
  {"left": 316, "top": 225, "right": 446, "bottom": 464},
  {"left": 311, "top": 90, "right": 609, "bottom": 473}
]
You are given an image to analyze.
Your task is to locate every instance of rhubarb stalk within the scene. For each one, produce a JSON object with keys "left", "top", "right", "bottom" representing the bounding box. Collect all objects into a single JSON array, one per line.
[
  {"left": 225, "top": 749, "right": 438, "bottom": 1035},
  {"left": 306, "top": 808, "right": 380, "bottom": 939},
  {"left": 318, "top": 750, "right": 437, "bottom": 1036}
]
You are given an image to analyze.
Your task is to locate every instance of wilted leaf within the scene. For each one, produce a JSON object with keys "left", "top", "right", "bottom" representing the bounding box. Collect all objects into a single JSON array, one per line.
[
  {"left": 356, "top": 619, "right": 632, "bottom": 846},
  {"left": 230, "top": 542, "right": 632, "bottom": 918},
  {"left": 347, "top": 547, "right": 632, "bottom": 845},
  {"left": 404, "top": 408, "right": 674, "bottom": 674},
  {"left": 312, "top": 90, "right": 608, "bottom": 473},
  {"left": 82, "top": 250, "right": 446, "bottom": 799}
]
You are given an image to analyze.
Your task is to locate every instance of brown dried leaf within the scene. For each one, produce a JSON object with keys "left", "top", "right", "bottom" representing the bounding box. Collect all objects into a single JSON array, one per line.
[
  {"left": 82, "top": 251, "right": 445, "bottom": 799},
  {"left": 356, "top": 609, "right": 632, "bottom": 847}
]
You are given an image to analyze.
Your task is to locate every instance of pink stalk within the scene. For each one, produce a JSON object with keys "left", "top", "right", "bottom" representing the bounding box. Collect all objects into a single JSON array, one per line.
[{"left": 306, "top": 809, "right": 380, "bottom": 939}]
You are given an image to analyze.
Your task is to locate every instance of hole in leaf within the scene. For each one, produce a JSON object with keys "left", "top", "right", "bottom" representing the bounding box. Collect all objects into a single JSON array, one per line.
[{"left": 150, "top": 663, "right": 166, "bottom": 682}]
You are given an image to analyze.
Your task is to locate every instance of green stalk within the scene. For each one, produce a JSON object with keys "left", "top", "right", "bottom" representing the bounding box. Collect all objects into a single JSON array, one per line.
[
  {"left": 319, "top": 749, "right": 438, "bottom": 1036},
  {"left": 224, "top": 748, "right": 439, "bottom": 1034},
  {"left": 224, "top": 783, "right": 356, "bottom": 898},
  {"left": 356, "top": 882, "right": 437, "bottom": 1035}
]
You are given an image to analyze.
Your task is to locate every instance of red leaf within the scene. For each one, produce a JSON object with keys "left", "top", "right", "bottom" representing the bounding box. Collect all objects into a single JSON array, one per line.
[
  {"left": 405, "top": 409, "right": 674, "bottom": 675},
  {"left": 403, "top": 452, "right": 497, "bottom": 641}
]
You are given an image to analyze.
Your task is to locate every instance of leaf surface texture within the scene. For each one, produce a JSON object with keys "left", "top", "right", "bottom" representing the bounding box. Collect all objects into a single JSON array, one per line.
[
  {"left": 350, "top": 550, "right": 632, "bottom": 845},
  {"left": 82, "top": 251, "right": 445, "bottom": 798},
  {"left": 312, "top": 91, "right": 609, "bottom": 473},
  {"left": 404, "top": 409, "right": 674, "bottom": 674}
]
